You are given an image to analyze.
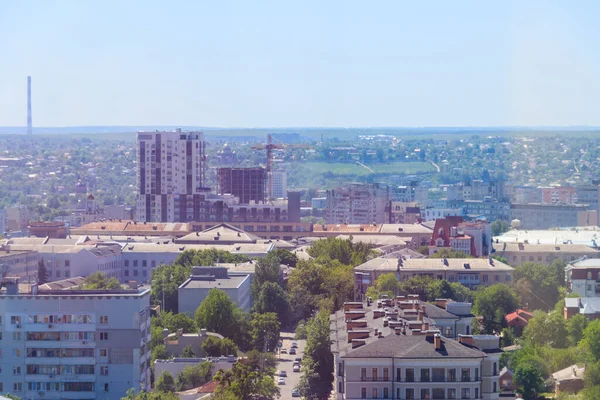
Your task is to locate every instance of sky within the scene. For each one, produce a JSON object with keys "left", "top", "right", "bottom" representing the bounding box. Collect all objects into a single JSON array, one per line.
[{"left": 1, "top": 0, "right": 599, "bottom": 128}]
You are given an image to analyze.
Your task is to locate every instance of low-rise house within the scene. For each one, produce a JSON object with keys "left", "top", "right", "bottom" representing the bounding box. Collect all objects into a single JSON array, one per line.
[
  {"left": 505, "top": 309, "right": 533, "bottom": 336},
  {"left": 494, "top": 242, "right": 599, "bottom": 267},
  {"left": 566, "top": 258, "right": 600, "bottom": 297},
  {"left": 499, "top": 367, "right": 516, "bottom": 392},
  {"left": 551, "top": 364, "right": 585, "bottom": 396}
]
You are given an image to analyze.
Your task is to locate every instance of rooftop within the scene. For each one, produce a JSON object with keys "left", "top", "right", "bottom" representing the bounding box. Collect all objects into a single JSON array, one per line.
[
  {"left": 355, "top": 257, "right": 513, "bottom": 273},
  {"left": 568, "top": 258, "right": 600, "bottom": 269},
  {"left": 342, "top": 333, "right": 487, "bottom": 359},
  {"left": 179, "top": 274, "right": 250, "bottom": 290},
  {"left": 177, "top": 223, "right": 260, "bottom": 244},
  {"left": 497, "top": 228, "right": 600, "bottom": 247},
  {"left": 495, "top": 242, "right": 598, "bottom": 254}
]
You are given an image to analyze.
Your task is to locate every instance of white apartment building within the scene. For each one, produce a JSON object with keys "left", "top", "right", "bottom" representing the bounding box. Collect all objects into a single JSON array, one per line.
[
  {"left": 271, "top": 171, "right": 288, "bottom": 199},
  {"left": 337, "top": 334, "right": 501, "bottom": 400},
  {"left": 0, "top": 279, "right": 152, "bottom": 399},
  {"left": 136, "top": 130, "right": 207, "bottom": 222},
  {"left": 326, "top": 183, "right": 389, "bottom": 224}
]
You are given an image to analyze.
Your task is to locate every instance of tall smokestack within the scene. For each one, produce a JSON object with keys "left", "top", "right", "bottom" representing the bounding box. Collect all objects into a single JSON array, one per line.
[{"left": 27, "top": 76, "right": 32, "bottom": 135}]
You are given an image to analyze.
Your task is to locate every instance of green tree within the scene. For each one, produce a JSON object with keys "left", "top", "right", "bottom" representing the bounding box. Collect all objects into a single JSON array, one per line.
[
  {"left": 153, "top": 312, "right": 197, "bottom": 334},
  {"left": 429, "top": 249, "right": 474, "bottom": 259},
  {"left": 251, "top": 256, "right": 283, "bottom": 299},
  {"left": 579, "top": 320, "right": 600, "bottom": 361},
  {"left": 195, "top": 288, "right": 238, "bottom": 339},
  {"left": 176, "top": 361, "right": 213, "bottom": 391},
  {"left": 175, "top": 249, "right": 249, "bottom": 268},
  {"left": 250, "top": 312, "right": 281, "bottom": 352},
  {"left": 474, "top": 284, "right": 519, "bottom": 334},
  {"left": 213, "top": 359, "right": 280, "bottom": 400},
  {"left": 181, "top": 345, "right": 195, "bottom": 358},
  {"left": 567, "top": 314, "right": 589, "bottom": 347},
  {"left": 307, "top": 237, "right": 372, "bottom": 266},
  {"left": 201, "top": 336, "right": 239, "bottom": 357},
  {"left": 514, "top": 361, "right": 544, "bottom": 400},
  {"left": 121, "top": 389, "right": 177, "bottom": 400},
  {"left": 150, "top": 263, "right": 191, "bottom": 313},
  {"left": 81, "top": 272, "right": 121, "bottom": 290},
  {"left": 37, "top": 259, "right": 48, "bottom": 284},
  {"left": 372, "top": 273, "right": 400, "bottom": 298},
  {"left": 151, "top": 344, "right": 168, "bottom": 363},
  {"left": 501, "top": 327, "right": 515, "bottom": 347},
  {"left": 491, "top": 220, "right": 510, "bottom": 236},
  {"left": 267, "top": 248, "right": 299, "bottom": 268},
  {"left": 253, "top": 281, "right": 290, "bottom": 325},
  {"left": 156, "top": 370, "right": 176, "bottom": 392},
  {"left": 522, "top": 311, "right": 567, "bottom": 348},
  {"left": 514, "top": 262, "right": 562, "bottom": 311},
  {"left": 299, "top": 310, "right": 334, "bottom": 399}
]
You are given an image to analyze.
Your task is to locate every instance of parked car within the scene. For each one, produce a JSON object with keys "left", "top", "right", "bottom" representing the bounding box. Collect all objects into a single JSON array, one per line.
[
  {"left": 295, "top": 357, "right": 302, "bottom": 363},
  {"left": 279, "top": 370, "right": 287, "bottom": 377},
  {"left": 289, "top": 348, "right": 297, "bottom": 355},
  {"left": 293, "top": 364, "right": 301, "bottom": 372},
  {"left": 280, "top": 348, "right": 287, "bottom": 354},
  {"left": 291, "top": 342, "right": 298, "bottom": 348},
  {"left": 292, "top": 388, "right": 300, "bottom": 397},
  {"left": 277, "top": 377, "right": 285, "bottom": 385}
]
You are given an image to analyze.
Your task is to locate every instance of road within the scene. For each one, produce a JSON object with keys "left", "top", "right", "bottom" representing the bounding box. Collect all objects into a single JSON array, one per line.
[
  {"left": 276, "top": 331, "right": 306, "bottom": 400},
  {"left": 431, "top": 161, "right": 441, "bottom": 172}
]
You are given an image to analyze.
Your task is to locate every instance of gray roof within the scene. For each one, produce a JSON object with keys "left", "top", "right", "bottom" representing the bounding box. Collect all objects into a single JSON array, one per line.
[
  {"left": 343, "top": 334, "right": 487, "bottom": 359},
  {"left": 421, "top": 303, "right": 459, "bottom": 320},
  {"left": 177, "top": 223, "right": 260, "bottom": 244},
  {"left": 355, "top": 257, "right": 513, "bottom": 273},
  {"left": 179, "top": 274, "right": 250, "bottom": 290}
]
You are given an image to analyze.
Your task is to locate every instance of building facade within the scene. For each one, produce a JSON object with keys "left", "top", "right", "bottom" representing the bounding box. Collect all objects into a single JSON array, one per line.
[
  {"left": 510, "top": 203, "right": 590, "bottom": 229},
  {"left": 216, "top": 167, "right": 267, "bottom": 204},
  {"left": 271, "top": 171, "right": 288, "bottom": 199},
  {"left": 326, "top": 183, "right": 389, "bottom": 224},
  {"left": 136, "top": 130, "right": 207, "bottom": 222},
  {"left": 0, "top": 280, "right": 152, "bottom": 399},
  {"left": 0, "top": 246, "right": 39, "bottom": 283}
]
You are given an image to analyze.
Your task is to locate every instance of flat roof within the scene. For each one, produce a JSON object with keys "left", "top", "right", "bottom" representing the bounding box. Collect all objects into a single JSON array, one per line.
[
  {"left": 497, "top": 228, "right": 600, "bottom": 246},
  {"left": 179, "top": 274, "right": 250, "bottom": 290},
  {"left": 495, "top": 242, "right": 597, "bottom": 254}
]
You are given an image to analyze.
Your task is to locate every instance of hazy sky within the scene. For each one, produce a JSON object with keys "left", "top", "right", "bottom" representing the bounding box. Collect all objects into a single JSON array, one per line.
[{"left": 1, "top": 0, "right": 599, "bottom": 127}]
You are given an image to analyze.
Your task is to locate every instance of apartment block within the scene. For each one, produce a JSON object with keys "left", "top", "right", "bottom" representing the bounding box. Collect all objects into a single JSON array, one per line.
[
  {"left": 510, "top": 203, "right": 590, "bottom": 229},
  {"left": 429, "top": 217, "right": 491, "bottom": 257},
  {"left": 136, "top": 130, "right": 207, "bottom": 222},
  {"left": 494, "top": 242, "right": 599, "bottom": 267},
  {"left": 0, "top": 279, "right": 152, "bottom": 399},
  {"left": 566, "top": 259, "right": 600, "bottom": 297},
  {"left": 326, "top": 183, "right": 390, "bottom": 224},
  {"left": 388, "top": 202, "right": 421, "bottom": 224},
  {"left": 271, "top": 171, "right": 288, "bottom": 199},
  {"left": 216, "top": 167, "right": 267, "bottom": 204}
]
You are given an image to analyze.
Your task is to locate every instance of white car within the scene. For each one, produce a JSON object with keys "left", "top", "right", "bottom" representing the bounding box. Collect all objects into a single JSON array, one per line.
[
  {"left": 293, "top": 364, "right": 301, "bottom": 373},
  {"left": 277, "top": 377, "right": 286, "bottom": 385}
]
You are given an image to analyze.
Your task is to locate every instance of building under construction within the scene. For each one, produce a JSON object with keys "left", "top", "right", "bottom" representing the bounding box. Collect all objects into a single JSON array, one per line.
[{"left": 217, "top": 167, "right": 267, "bottom": 204}]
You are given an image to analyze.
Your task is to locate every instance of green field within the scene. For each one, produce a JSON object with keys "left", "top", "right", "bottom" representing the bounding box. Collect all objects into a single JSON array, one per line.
[{"left": 304, "top": 161, "right": 436, "bottom": 176}]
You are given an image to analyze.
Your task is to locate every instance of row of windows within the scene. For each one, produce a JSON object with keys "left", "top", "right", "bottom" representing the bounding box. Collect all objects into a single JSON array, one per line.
[
  {"left": 27, "top": 332, "right": 96, "bottom": 341},
  {"left": 26, "top": 365, "right": 95, "bottom": 375},
  {"left": 359, "top": 367, "right": 480, "bottom": 383},
  {"left": 24, "top": 314, "right": 93, "bottom": 324},
  {"left": 360, "top": 387, "right": 478, "bottom": 399},
  {"left": 26, "top": 348, "right": 95, "bottom": 358}
]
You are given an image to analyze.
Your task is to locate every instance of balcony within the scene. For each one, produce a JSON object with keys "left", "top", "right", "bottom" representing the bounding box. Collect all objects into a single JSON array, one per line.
[
  {"left": 25, "top": 357, "right": 95, "bottom": 365},
  {"left": 360, "top": 377, "right": 390, "bottom": 382}
]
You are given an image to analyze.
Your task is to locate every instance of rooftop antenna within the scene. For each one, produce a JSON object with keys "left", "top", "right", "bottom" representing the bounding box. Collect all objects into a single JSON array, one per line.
[{"left": 27, "top": 76, "right": 32, "bottom": 135}]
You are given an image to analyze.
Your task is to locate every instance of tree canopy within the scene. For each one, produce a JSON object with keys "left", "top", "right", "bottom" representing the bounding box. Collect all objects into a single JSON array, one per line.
[
  {"left": 81, "top": 272, "right": 121, "bottom": 290},
  {"left": 299, "top": 310, "right": 334, "bottom": 399},
  {"left": 306, "top": 237, "right": 373, "bottom": 266},
  {"left": 473, "top": 284, "right": 519, "bottom": 334}
]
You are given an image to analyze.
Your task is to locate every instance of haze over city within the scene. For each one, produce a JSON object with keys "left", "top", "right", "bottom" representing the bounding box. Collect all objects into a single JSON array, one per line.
[{"left": 2, "top": 0, "right": 600, "bottom": 128}]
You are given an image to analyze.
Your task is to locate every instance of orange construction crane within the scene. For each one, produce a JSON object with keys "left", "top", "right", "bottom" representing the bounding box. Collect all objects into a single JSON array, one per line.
[{"left": 252, "top": 134, "right": 311, "bottom": 200}]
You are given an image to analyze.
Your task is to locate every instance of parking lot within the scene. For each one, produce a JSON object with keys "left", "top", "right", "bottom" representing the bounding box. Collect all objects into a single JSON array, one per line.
[{"left": 276, "top": 331, "right": 306, "bottom": 400}]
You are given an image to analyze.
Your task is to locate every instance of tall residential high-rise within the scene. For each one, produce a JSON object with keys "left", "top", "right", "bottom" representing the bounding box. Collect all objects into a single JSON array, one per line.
[
  {"left": 217, "top": 167, "right": 267, "bottom": 204},
  {"left": 0, "top": 278, "right": 152, "bottom": 398},
  {"left": 325, "top": 183, "right": 389, "bottom": 224},
  {"left": 136, "top": 130, "right": 207, "bottom": 222},
  {"left": 27, "top": 76, "right": 32, "bottom": 135},
  {"left": 271, "top": 171, "right": 288, "bottom": 199}
]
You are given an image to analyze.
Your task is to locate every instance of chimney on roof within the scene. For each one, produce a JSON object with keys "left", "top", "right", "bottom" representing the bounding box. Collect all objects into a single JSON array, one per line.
[
  {"left": 434, "top": 334, "right": 442, "bottom": 350},
  {"left": 458, "top": 335, "right": 474, "bottom": 346},
  {"left": 422, "top": 322, "right": 429, "bottom": 331},
  {"left": 418, "top": 310, "right": 423, "bottom": 322}
]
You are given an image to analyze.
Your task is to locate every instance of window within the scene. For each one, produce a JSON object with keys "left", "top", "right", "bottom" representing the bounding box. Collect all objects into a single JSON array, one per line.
[
  {"left": 100, "top": 349, "right": 108, "bottom": 358},
  {"left": 10, "top": 316, "right": 21, "bottom": 325},
  {"left": 383, "top": 367, "right": 389, "bottom": 381},
  {"left": 104, "top": 383, "right": 109, "bottom": 392},
  {"left": 475, "top": 368, "right": 479, "bottom": 380},
  {"left": 361, "top": 387, "right": 366, "bottom": 399},
  {"left": 338, "top": 382, "right": 343, "bottom": 393},
  {"left": 406, "top": 368, "right": 414, "bottom": 382},
  {"left": 476, "top": 387, "right": 479, "bottom": 398},
  {"left": 13, "top": 382, "right": 22, "bottom": 392},
  {"left": 421, "top": 389, "right": 430, "bottom": 399},
  {"left": 134, "top": 270, "right": 138, "bottom": 277},
  {"left": 588, "top": 271, "right": 593, "bottom": 280},
  {"left": 493, "top": 382, "right": 497, "bottom": 393},
  {"left": 383, "top": 387, "right": 389, "bottom": 399},
  {"left": 461, "top": 368, "right": 470, "bottom": 382},
  {"left": 125, "top": 270, "right": 129, "bottom": 277},
  {"left": 100, "top": 332, "right": 108, "bottom": 341},
  {"left": 461, "top": 388, "right": 470, "bottom": 399},
  {"left": 445, "top": 326, "right": 453, "bottom": 337},
  {"left": 12, "top": 366, "right": 21, "bottom": 375},
  {"left": 142, "top": 260, "right": 147, "bottom": 267},
  {"left": 56, "top": 270, "right": 61, "bottom": 278},
  {"left": 447, "top": 368, "right": 456, "bottom": 382},
  {"left": 361, "top": 368, "right": 366, "bottom": 381},
  {"left": 493, "top": 362, "right": 497, "bottom": 376},
  {"left": 372, "top": 388, "right": 378, "bottom": 398},
  {"left": 405, "top": 388, "right": 414, "bottom": 400},
  {"left": 100, "top": 316, "right": 108, "bottom": 324},
  {"left": 420, "top": 368, "right": 430, "bottom": 382},
  {"left": 133, "top": 260, "right": 138, "bottom": 267},
  {"left": 448, "top": 388, "right": 456, "bottom": 399},
  {"left": 482, "top": 274, "right": 488, "bottom": 282},
  {"left": 396, "top": 367, "right": 401, "bottom": 382},
  {"left": 13, "top": 349, "right": 21, "bottom": 357},
  {"left": 495, "top": 275, "right": 499, "bottom": 281},
  {"left": 65, "top": 260, "right": 70, "bottom": 267},
  {"left": 12, "top": 332, "right": 22, "bottom": 340},
  {"left": 372, "top": 368, "right": 378, "bottom": 381},
  {"left": 151, "top": 260, "right": 156, "bottom": 268},
  {"left": 433, "top": 388, "right": 444, "bottom": 400},
  {"left": 432, "top": 368, "right": 444, "bottom": 382},
  {"left": 100, "top": 366, "right": 109, "bottom": 376},
  {"left": 124, "top": 260, "right": 129, "bottom": 267}
]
